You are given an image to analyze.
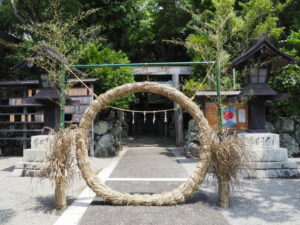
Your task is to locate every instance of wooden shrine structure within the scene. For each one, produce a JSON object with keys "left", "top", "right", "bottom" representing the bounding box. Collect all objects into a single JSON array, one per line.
[
  {"left": 197, "top": 36, "right": 293, "bottom": 132},
  {"left": 131, "top": 66, "right": 192, "bottom": 146},
  {"left": 0, "top": 78, "right": 97, "bottom": 150}
]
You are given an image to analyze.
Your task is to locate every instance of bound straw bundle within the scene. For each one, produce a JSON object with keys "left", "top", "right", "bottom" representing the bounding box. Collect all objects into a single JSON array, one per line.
[{"left": 39, "top": 127, "right": 78, "bottom": 209}]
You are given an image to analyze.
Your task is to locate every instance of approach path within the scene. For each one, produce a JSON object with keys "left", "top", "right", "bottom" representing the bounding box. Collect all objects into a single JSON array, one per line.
[{"left": 77, "top": 137, "right": 229, "bottom": 225}]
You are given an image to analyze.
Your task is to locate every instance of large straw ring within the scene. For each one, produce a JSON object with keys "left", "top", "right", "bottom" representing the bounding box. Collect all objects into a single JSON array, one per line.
[{"left": 76, "top": 82, "right": 213, "bottom": 205}]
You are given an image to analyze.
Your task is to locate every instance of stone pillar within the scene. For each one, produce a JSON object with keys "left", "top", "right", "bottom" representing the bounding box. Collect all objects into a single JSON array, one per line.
[{"left": 172, "top": 73, "right": 184, "bottom": 146}]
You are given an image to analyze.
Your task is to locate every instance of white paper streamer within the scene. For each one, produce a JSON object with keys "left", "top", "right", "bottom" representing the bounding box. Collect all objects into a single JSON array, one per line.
[{"left": 132, "top": 112, "right": 135, "bottom": 124}]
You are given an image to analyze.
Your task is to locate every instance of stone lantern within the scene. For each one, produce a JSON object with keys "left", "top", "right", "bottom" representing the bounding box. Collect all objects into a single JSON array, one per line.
[{"left": 232, "top": 35, "right": 293, "bottom": 132}]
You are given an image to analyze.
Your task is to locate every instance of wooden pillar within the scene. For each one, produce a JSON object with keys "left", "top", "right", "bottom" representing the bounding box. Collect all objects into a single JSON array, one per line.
[
  {"left": 23, "top": 89, "right": 27, "bottom": 150},
  {"left": 248, "top": 98, "right": 266, "bottom": 131},
  {"left": 172, "top": 74, "right": 184, "bottom": 146}
]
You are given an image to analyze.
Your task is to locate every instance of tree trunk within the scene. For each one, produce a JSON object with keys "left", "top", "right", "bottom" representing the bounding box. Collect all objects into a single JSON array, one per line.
[
  {"left": 218, "top": 180, "right": 230, "bottom": 208},
  {"left": 55, "top": 182, "right": 67, "bottom": 210}
]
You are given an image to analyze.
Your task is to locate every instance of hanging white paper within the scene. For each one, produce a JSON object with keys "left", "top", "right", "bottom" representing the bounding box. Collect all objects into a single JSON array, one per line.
[{"left": 238, "top": 109, "right": 246, "bottom": 123}]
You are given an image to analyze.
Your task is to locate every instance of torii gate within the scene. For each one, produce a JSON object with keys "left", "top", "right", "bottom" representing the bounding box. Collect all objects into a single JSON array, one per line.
[
  {"left": 62, "top": 61, "right": 217, "bottom": 147},
  {"left": 132, "top": 66, "right": 192, "bottom": 146}
]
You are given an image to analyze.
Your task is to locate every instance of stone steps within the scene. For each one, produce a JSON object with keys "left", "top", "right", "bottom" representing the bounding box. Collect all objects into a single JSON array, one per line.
[
  {"left": 23, "top": 149, "right": 46, "bottom": 162},
  {"left": 251, "top": 160, "right": 297, "bottom": 169},
  {"left": 238, "top": 133, "right": 300, "bottom": 178},
  {"left": 251, "top": 148, "right": 288, "bottom": 162},
  {"left": 252, "top": 168, "right": 300, "bottom": 179},
  {"left": 293, "top": 158, "right": 300, "bottom": 167},
  {"left": 13, "top": 135, "right": 50, "bottom": 177}
]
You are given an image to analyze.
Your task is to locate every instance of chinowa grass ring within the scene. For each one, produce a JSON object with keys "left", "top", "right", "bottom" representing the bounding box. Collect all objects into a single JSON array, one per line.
[{"left": 76, "top": 82, "right": 214, "bottom": 205}]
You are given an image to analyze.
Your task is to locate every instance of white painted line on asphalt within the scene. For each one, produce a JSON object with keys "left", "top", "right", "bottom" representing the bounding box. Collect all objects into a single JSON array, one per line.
[
  {"left": 53, "top": 147, "right": 129, "bottom": 225},
  {"left": 106, "top": 177, "right": 188, "bottom": 181}
]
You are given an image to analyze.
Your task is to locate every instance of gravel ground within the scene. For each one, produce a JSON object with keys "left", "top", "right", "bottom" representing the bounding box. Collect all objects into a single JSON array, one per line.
[
  {"left": 173, "top": 148, "right": 300, "bottom": 225},
  {"left": 0, "top": 156, "right": 113, "bottom": 225},
  {"left": 1, "top": 139, "right": 300, "bottom": 225}
]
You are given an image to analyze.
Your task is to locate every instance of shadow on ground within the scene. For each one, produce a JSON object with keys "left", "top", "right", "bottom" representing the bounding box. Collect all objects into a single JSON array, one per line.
[
  {"left": 2, "top": 165, "right": 14, "bottom": 172},
  {"left": 223, "top": 179, "right": 300, "bottom": 224},
  {"left": 122, "top": 136, "right": 176, "bottom": 148},
  {"left": 26, "top": 195, "right": 76, "bottom": 215},
  {"left": 0, "top": 209, "right": 15, "bottom": 225}
]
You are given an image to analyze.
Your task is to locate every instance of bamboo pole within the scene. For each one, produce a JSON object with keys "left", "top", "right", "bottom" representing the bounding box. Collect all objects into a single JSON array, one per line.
[
  {"left": 55, "top": 64, "right": 67, "bottom": 209},
  {"left": 215, "top": 58, "right": 230, "bottom": 208},
  {"left": 218, "top": 180, "right": 230, "bottom": 208},
  {"left": 215, "top": 58, "right": 223, "bottom": 131},
  {"left": 59, "top": 64, "right": 66, "bottom": 129},
  {"left": 69, "top": 61, "right": 215, "bottom": 68},
  {"left": 55, "top": 182, "right": 67, "bottom": 210}
]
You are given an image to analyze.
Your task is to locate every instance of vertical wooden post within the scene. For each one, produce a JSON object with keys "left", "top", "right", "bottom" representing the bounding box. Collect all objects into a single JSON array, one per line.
[
  {"left": 164, "top": 123, "right": 168, "bottom": 137},
  {"left": 23, "top": 89, "right": 27, "bottom": 150},
  {"left": 172, "top": 74, "right": 184, "bottom": 146}
]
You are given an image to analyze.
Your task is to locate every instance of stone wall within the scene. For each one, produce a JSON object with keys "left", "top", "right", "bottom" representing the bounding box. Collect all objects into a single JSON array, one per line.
[
  {"left": 183, "top": 120, "right": 200, "bottom": 158},
  {"left": 94, "top": 120, "right": 122, "bottom": 157},
  {"left": 184, "top": 118, "right": 300, "bottom": 158},
  {"left": 266, "top": 118, "right": 300, "bottom": 157}
]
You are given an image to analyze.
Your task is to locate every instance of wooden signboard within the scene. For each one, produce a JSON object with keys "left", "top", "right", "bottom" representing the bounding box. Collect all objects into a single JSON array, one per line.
[
  {"left": 9, "top": 114, "right": 15, "bottom": 122},
  {"left": 205, "top": 102, "right": 248, "bottom": 131},
  {"left": 68, "top": 88, "right": 88, "bottom": 96}
]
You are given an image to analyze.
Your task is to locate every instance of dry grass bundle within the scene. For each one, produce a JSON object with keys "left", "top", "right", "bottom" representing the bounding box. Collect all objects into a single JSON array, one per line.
[
  {"left": 211, "top": 130, "right": 252, "bottom": 181},
  {"left": 210, "top": 130, "right": 252, "bottom": 207},
  {"left": 39, "top": 126, "right": 79, "bottom": 209}
]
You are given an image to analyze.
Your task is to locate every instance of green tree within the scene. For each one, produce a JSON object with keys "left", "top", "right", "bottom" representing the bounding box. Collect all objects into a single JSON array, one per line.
[
  {"left": 185, "top": 0, "right": 290, "bottom": 89},
  {"left": 81, "top": 45, "right": 135, "bottom": 108},
  {"left": 268, "top": 30, "right": 300, "bottom": 118},
  {"left": 16, "top": 2, "right": 101, "bottom": 85}
]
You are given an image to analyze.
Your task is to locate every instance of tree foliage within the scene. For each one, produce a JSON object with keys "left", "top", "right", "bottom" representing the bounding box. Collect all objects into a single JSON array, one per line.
[
  {"left": 15, "top": 1, "right": 102, "bottom": 87},
  {"left": 268, "top": 30, "right": 300, "bottom": 118},
  {"left": 81, "top": 45, "right": 135, "bottom": 108},
  {"left": 1, "top": 0, "right": 300, "bottom": 116},
  {"left": 185, "top": 0, "right": 291, "bottom": 91}
]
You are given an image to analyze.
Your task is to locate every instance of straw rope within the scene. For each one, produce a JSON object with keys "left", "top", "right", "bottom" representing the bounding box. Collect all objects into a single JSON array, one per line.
[{"left": 76, "top": 82, "right": 214, "bottom": 205}]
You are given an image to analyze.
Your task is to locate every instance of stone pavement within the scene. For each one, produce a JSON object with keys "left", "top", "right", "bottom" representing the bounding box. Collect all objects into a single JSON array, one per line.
[
  {"left": 2, "top": 137, "right": 300, "bottom": 225},
  {"left": 78, "top": 138, "right": 229, "bottom": 225},
  {"left": 76, "top": 137, "right": 300, "bottom": 225}
]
